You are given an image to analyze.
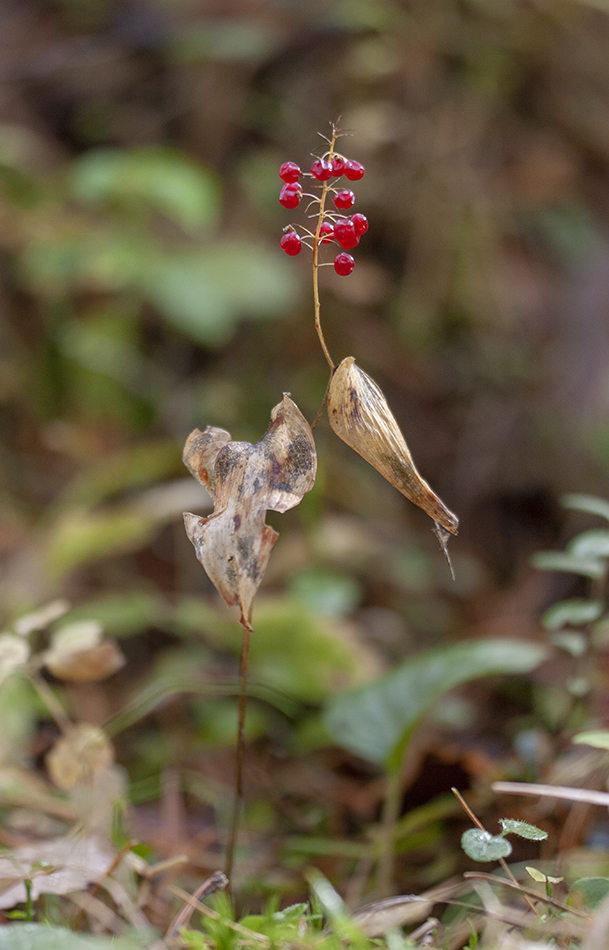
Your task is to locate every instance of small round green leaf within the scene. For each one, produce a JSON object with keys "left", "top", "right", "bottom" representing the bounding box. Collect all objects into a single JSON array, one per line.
[{"left": 461, "top": 828, "right": 512, "bottom": 862}]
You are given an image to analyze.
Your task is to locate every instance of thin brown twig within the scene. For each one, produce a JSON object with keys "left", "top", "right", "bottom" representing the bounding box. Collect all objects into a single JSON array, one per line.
[
  {"left": 451, "top": 788, "right": 538, "bottom": 915},
  {"left": 310, "top": 374, "right": 332, "bottom": 430},
  {"left": 492, "top": 781, "right": 609, "bottom": 807},
  {"left": 225, "top": 622, "right": 252, "bottom": 887},
  {"left": 168, "top": 882, "right": 269, "bottom": 944},
  {"left": 165, "top": 870, "right": 228, "bottom": 939},
  {"left": 463, "top": 871, "right": 590, "bottom": 919}
]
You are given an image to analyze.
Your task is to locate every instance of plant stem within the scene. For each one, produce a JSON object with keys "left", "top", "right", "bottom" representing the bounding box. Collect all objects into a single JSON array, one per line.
[
  {"left": 452, "top": 787, "right": 538, "bottom": 915},
  {"left": 311, "top": 126, "right": 340, "bottom": 372},
  {"left": 376, "top": 742, "right": 418, "bottom": 896},
  {"left": 225, "top": 622, "right": 252, "bottom": 887},
  {"left": 29, "top": 671, "right": 72, "bottom": 733}
]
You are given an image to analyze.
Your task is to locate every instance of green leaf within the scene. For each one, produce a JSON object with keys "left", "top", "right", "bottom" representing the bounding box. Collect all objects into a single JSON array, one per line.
[
  {"left": 59, "top": 592, "right": 168, "bottom": 638},
  {"left": 142, "top": 242, "right": 299, "bottom": 346},
  {"left": 542, "top": 598, "right": 603, "bottom": 630},
  {"left": 288, "top": 568, "right": 361, "bottom": 616},
  {"left": 57, "top": 440, "right": 181, "bottom": 509},
  {"left": 572, "top": 730, "right": 609, "bottom": 750},
  {"left": 461, "top": 829, "right": 512, "bottom": 862},
  {"left": 0, "top": 923, "right": 145, "bottom": 949},
  {"left": 46, "top": 508, "right": 156, "bottom": 579},
  {"left": 526, "top": 867, "right": 562, "bottom": 884},
  {"left": 562, "top": 494, "right": 609, "bottom": 522},
  {"left": 323, "top": 639, "right": 547, "bottom": 769},
  {"left": 172, "top": 20, "right": 283, "bottom": 63},
  {"left": 71, "top": 147, "right": 220, "bottom": 235},
  {"left": 209, "top": 595, "right": 376, "bottom": 704},
  {"left": 549, "top": 631, "right": 587, "bottom": 656},
  {"left": 530, "top": 552, "right": 605, "bottom": 579},
  {"left": 498, "top": 819, "right": 547, "bottom": 841},
  {"left": 572, "top": 877, "right": 609, "bottom": 909},
  {"left": 569, "top": 529, "right": 609, "bottom": 560}
]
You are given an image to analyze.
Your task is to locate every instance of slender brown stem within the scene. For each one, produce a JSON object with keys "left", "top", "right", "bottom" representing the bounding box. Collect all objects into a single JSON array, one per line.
[
  {"left": 310, "top": 374, "right": 332, "bottom": 430},
  {"left": 225, "top": 623, "right": 252, "bottom": 886}
]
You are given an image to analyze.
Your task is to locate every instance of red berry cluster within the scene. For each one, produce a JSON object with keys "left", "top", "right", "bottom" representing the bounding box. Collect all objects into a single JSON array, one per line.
[{"left": 278, "top": 152, "right": 367, "bottom": 276}]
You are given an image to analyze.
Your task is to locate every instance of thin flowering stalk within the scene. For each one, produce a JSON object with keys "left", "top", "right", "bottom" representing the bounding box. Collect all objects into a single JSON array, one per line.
[
  {"left": 311, "top": 125, "right": 340, "bottom": 371},
  {"left": 278, "top": 121, "right": 366, "bottom": 370}
]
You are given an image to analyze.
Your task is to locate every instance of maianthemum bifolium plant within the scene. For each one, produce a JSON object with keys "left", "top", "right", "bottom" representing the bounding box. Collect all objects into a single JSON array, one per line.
[{"left": 181, "top": 121, "right": 459, "bottom": 879}]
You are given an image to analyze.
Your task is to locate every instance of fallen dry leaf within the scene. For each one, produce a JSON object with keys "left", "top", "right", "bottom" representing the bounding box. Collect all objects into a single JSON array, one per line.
[
  {"left": 183, "top": 394, "right": 317, "bottom": 630},
  {"left": 327, "top": 357, "right": 458, "bottom": 535},
  {"left": 44, "top": 620, "right": 125, "bottom": 681},
  {"left": 46, "top": 724, "right": 114, "bottom": 791},
  {"left": 0, "top": 834, "right": 115, "bottom": 909},
  {"left": 45, "top": 640, "right": 125, "bottom": 682}
]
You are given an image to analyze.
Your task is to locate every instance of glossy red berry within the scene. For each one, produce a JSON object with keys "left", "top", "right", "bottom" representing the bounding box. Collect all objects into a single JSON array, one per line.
[
  {"left": 334, "top": 252, "right": 354, "bottom": 276},
  {"left": 339, "top": 232, "right": 359, "bottom": 250},
  {"left": 311, "top": 159, "right": 332, "bottom": 181},
  {"left": 279, "top": 161, "right": 301, "bottom": 183},
  {"left": 333, "top": 190, "right": 355, "bottom": 210},
  {"left": 317, "top": 221, "right": 334, "bottom": 243},
  {"left": 330, "top": 156, "right": 347, "bottom": 177},
  {"left": 351, "top": 213, "right": 368, "bottom": 236},
  {"left": 344, "top": 160, "right": 365, "bottom": 181},
  {"left": 279, "top": 183, "right": 302, "bottom": 209},
  {"left": 334, "top": 217, "right": 356, "bottom": 248},
  {"left": 280, "top": 231, "right": 302, "bottom": 256}
]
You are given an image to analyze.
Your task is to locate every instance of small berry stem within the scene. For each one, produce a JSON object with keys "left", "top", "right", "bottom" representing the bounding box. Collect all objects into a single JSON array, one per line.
[{"left": 311, "top": 126, "right": 340, "bottom": 371}]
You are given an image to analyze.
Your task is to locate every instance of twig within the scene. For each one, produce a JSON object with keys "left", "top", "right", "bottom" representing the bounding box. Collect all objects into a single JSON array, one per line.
[
  {"left": 492, "top": 781, "right": 609, "bottom": 807},
  {"left": 165, "top": 870, "right": 228, "bottom": 939},
  {"left": 168, "top": 881, "right": 269, "bottom": 944},
  {"left": 463, "top": 871, "right": 590, "bottom": 919}
]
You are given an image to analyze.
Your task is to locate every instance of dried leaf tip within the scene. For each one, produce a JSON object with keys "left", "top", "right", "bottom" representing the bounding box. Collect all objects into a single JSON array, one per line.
[
  {"left": 182, "top": 395, "right": 317, "bottom": 630},
  {"left": 327, "top": 357, "right": 458, "bottom": 536}
]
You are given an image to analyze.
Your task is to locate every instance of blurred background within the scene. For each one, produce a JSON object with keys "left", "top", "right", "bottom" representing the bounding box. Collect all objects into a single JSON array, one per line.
[{"left": 2, "top": 0, "right": 609, "bottom": 905}]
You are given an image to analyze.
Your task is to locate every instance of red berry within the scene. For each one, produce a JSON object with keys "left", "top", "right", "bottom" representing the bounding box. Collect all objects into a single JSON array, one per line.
[
  {"left": 311, "top": 159, "right": 332, "bottom": 181},
  {"left": 330, "top": 156, "right": 347, "bottom": 177},
  {"left": 279, "top": 161, "right": 301, "bottom": 183},
  {"left": 334, "top": 217, "right": 356, "bottom": 248},
  {"left": 279, "top": 183, "right": 302, "bottom": 209},
  {"left": 333, "top": 190, "right": 355, "bottom": 210},
  {"left": 280, "top": 231, "right": 302, "bottom": 256},
  {"left": 334, "top": 252, "right": 354, "bottom": 276},
  {"left": 317, "top": 221, "right": 334, "bottom": 243},
  {"left": 344, "top": 160, "right": 365, "bottom": 181},
  {"left": 339, "top": 232, "right": 359, "bottom": 249},
  {"left": 351, "top": 213, "right": 368, "bottom": 236}
]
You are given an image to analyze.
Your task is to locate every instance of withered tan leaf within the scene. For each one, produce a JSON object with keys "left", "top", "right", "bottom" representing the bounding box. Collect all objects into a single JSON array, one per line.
[
  {"left": 183, "top": 394, "right": 317, "bottom": 630},
  {"left": 45, "top": 639, "right": 126, "bottom": 682},
  {"left": 46, "top": 724, "right": 114, "bottom": 791},
  {"left": 327, "top": 357, "right": 458, "bottom": 535}
]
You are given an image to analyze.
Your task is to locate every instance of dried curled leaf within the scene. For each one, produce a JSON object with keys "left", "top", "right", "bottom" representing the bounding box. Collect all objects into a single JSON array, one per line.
[
  {"left": 327, "top": 357, "right": 458, "bottom": 535},
  {"left": 183, "top": 394, "right": 317, "bottom": 630},
  {"left": 43, "top": 621, "right": 125, "bottom": 682},
  {"left": 46, "top": 724, "right": 114, "bottom": 791}
]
